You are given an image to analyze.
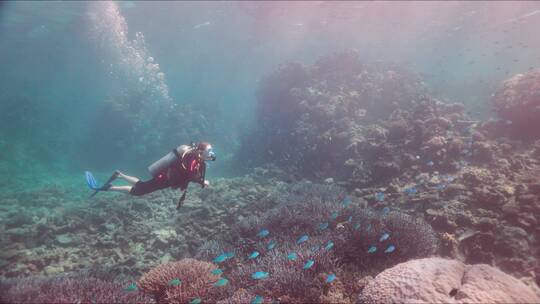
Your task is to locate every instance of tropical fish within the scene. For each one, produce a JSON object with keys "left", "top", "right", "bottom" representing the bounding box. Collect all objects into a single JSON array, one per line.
[
  {"left": 213, "top": 278, "right": 229, "bottom": 286},
  {"left": 124, "top": 282, "right": 137, "bottom": 292},
  {"left": 353, "top": 223, "right": 361, "bottom": 230},
  {"left": 435, "top": 184, "right": 446, "bottom": 191},
  {"left": 367, "top": 245, "right": 377, "bottom": 253},
  {"left": 379, "top": 233, "right": 390, "bottom": 242},
  {"left": 341, "top": 196, "right": 352, "bottom": 207},
  {"left": 385, "top": 244, "right": 396, "bottom": 253},
  {"left": 426, "top": 161, "right": 434, "bottom": 167},
  {"left": 366, "top": 224, "right": 372, "bottom": 231},
  {"left": 267, "top": 240, "right": 277, "bottom": 250},
  {"left": 190, "top": 298, "right": 202, "bottom": 304},
  {"left": 444, "top": 175, "right": 455, "bottom": 183},
  {"left": 257, "top": 229, "right": 270, "bottom": 238},
  {"left": 213, "top": 252, "right": 234, "bottom": 263},
  {"left": 303, "top": 259, "right": 315, "bottom": 269},
  {"left": 252, "top": 271, "right": 269, "bottom": 280},
  {"left": 326, "top": 273, "right": 336, "bottom": 283},
  {"left": 375, "top": 192, "right": 385, "bottom": 202},
  {"left": 330, "top": 211, "right": 339, "bottom": 219},
  {"left": 248, "top": 251, "right": 260, "bottom": 259},
  {"left": 324, "top": 240, "right": 334, "bottom": 251},
  {"left": 347, "top": 215, "right": 353, "bottom": 222},
  {"left": 210, "top": 269, "right": 223, "bottom": 275},
  {"left": 404, "top": 187, "right": 417, "bottom": 195},
  {"left": 169, "top": 278, "right": 181, "bottom": 286},
  {"left": 287, "top": 252, "right": 298, "bottom": 261},
  {"left": 296, "top": 235, "right": 309, "bottom": 244},
  {"left": 319, "top": 222, "right": 329, "bottom": 230},
  {"left": 251, "top": 295, "right": 264, "bottom": 304},
  {"left": 311, "top": 244, "right": 321, "bottom": 252},
  {"left": 381, "top": 207, "right": 390, "bottom": 215}
]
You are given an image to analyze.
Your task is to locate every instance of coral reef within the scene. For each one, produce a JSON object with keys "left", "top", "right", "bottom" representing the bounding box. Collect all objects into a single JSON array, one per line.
[
  {"left": 241, "top": 50, "right": 473, "bottom": 188},
  {"left": 491, "top": 68, "right": 540, "bottom": 139},
  {"left": 138, "top": 258, "right": 228, "bottom": 303},
  {"left": 0, "top": 271, "right": 153, "bottom": 304},
  {"left": 358, "top": 257, "right": 540, "bottom": 304}
]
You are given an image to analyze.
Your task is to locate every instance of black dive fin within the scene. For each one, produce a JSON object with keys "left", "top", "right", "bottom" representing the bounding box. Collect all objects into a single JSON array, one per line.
[
  {"left": 177, "top": 190, "right": 187, "bottom": 209},
  {"left": 90, "top": 171, "right": 119, "bottom": 198}
]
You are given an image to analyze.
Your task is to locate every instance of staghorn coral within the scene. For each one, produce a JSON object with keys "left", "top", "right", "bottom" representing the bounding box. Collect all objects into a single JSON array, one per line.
[
  {"left": 0, "top": 271, "right": 152, "bottom": 304},
  {"left": 138, "top": 258, "right": 230, "bottom": 303},
  {"left": 358, "top": 257, "right": 540, "bottom": 304},
  {"left": 229, "top": 243, "right": 339, "bottom": 303}
]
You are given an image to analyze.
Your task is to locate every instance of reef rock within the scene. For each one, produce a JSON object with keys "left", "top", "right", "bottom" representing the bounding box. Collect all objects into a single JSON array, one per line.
[
  {"left": 358, "top": 257, "right": 540, "bottom": 304},
  {"left": 492, "top": 69, "right": 540, "bottom": 139}
]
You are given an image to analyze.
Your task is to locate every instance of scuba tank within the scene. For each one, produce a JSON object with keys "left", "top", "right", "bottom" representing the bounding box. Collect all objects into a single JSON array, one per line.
[{"left": 147, "top": 145, "right": 191, "bottom": 177}]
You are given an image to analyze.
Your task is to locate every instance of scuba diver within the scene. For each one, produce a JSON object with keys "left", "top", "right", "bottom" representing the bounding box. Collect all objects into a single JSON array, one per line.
[{"left": 85, "top": 142, "right": 216, "bottom": 209}]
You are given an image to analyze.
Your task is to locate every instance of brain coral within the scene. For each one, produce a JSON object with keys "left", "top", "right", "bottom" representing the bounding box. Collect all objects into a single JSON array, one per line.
[
  {"left": 138, "top": 258, "right": 229, "bottom": 303},
  {"left": 358, "top": 257, "right": 540, "bottom": 304}
]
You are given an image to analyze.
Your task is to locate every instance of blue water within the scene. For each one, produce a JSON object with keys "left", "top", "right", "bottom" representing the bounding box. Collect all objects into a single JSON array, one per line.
[{"left": 1, "top": 1, "right": 540, "bottom": 302}]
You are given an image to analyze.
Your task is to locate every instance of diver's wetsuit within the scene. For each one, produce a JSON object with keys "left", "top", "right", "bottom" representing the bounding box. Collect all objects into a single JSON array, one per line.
[{"left": 129, "top": 150, "right": 206, "bottom": 196}]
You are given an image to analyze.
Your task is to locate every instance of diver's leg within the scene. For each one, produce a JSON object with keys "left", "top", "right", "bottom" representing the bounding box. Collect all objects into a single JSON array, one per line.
[
  {"left": 108, "top": 185, "right": 133, "bottom": 194},
  {"left": 116, "top": 171, "right": 140, "bottom": 185}
]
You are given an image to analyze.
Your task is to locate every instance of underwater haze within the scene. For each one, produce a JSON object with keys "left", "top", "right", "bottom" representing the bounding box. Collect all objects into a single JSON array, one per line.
[{"left": 1, "top": 1, "right": 540, "bottom": 303}]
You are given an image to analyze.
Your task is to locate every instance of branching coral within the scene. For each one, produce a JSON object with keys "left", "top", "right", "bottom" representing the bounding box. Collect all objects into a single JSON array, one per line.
[
  {"left": 0, "top": 272, "right": 152, "bottom": 304},
  {"left": 138, "top": 258, "right": 230, "bottom": 303}
]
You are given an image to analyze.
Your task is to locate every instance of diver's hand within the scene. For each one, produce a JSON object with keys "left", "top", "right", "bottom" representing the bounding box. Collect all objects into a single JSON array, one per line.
[{"left": 204, "top": 180, "right": 210, "bottom": 187}]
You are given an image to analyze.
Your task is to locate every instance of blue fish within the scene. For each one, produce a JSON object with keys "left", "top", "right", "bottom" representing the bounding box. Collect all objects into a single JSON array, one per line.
[
  {"left": 251, "top": 271, "right": 269, "bottom": 280},
  {"left": 190, "top": 298, "right": 202, "bottom": 304},
  {"left": 385, "top": 244, "right": 396, "bottom": 253},
  {"left": 267, "top": 240, "right": 277, "bottom": 250},
  {"left": 169, "top": 278, "right": 181, "bottom": 286},
  {"left": 248, "top": 251, "right": 260, "bottom": 259},
  {"left": 326, "top": 273, "right": 336, "bottom": 283},
  {"left": 435, "top": 184, "right": 446, "bottom": 191},
  {"left": 319, "top": 222, "right": 329, "bottom": 230},
  {"left": 287, "top": 252, "right": 298, "bottom": 261},
  {"left": 375, "top": 192, "right": 385, "bottom": 202},
  {"left": 426, "top": 161, "right": 434, "bottom": 167},
  {"left": 296, "top": 235, "right": 309, "bottom": 244},
  {"left": 303, "top": 259, "right": 315, "bottom": 269},
  {"left": 367, "top": 245, "right": 377, "bottom": 253},
  {"left": 210, "top": 269, "right": 223, "bottom": 275},
  {"left": 324, "top": 240, "right": 334, "bottom": 251},
  {"left": 341, "top": 196, "right": 352, "bottom": 207},
  {"left": 444, "top": 175, "right": 455, "bottom": 183},
  {"left": 257, "top": 229, "right": 270, "bottom": 238},
  {"left": 124, "top": 282, "right": 137, "bottom": 292},
  {"left": 404, "top": 187, "right": 417, "bottom": 195},
  {"left": 379, "top": 233, "right": 390, "bottom": 242},
  {"left": 213, "top": 252, "right": 234, "bottom": 263},
  {"left": 213, "top": 278, "right": 229, "bottom": 286},
  {"left": 353, "top": 223, "right": 361, "bottom": 230},
  {"left": 347, "top": 215, "right": 353, "bottom": 222},
  {"left": 251, "top": 295, "right": 264, "bottom": 304},
  {"left": 382, "top": 207, "right": 390, "bottom": 215},
  {"left": 330, "top": 211, "right": 339, "bottom": 219}
]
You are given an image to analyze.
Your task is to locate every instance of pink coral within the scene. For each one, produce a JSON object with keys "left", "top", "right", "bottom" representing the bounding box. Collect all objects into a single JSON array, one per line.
[
  {"left": 138, "top": 258, "right": 227, "bottom": 303},
  {"left": 359, "top": 257, "right": 540, "bottom": 304}
]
